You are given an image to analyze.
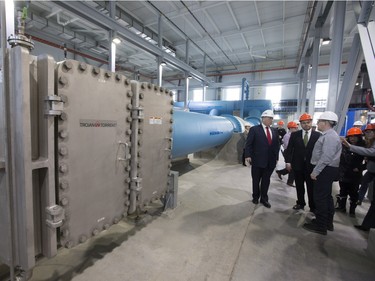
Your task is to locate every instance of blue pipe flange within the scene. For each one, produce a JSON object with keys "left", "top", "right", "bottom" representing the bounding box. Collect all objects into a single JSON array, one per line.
[{"left": 220, "top": 114, "right": 243, "bottom": 133}]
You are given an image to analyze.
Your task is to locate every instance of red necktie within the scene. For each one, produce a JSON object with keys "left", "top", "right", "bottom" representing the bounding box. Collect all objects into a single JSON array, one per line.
[{"left": 266, "top": 127, "right": 272, "bottom": 145}]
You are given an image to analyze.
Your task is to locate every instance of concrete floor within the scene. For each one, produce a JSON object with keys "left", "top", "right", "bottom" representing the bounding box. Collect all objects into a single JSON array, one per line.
[{"left": 27, "top": 157, "right": 375, "bottom": 281}]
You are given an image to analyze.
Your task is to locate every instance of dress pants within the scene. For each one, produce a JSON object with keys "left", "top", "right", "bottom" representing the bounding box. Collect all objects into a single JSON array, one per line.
[
  {"left": 251, "top": 166, "right": 273, "bottom": 202},
  {"left": 338, "top": 181, "right": 359, "bottom": 204},
  {"left": 362, "top": 200, "right": 375, "bottom": 229},
  {"left": 313, "top": 166, "right": 338, "bottom": 230},
  {"left": 294, "top": 168, "right": 315, "bottom": 211},
  {"left": 358, "top": 172, "right": 375, "bottom": 202}
]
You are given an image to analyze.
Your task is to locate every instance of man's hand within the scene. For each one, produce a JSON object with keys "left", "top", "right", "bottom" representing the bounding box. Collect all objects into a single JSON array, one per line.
[
  {"left": 245, "top": 157, "right": 252, "bottom": 166},
  {"left": 286, "top": 163, "right": 292, "bottom": 172},
  {"left": 341, "top": 137, "right": 350, "bottom": 148},
  {"left": 310, "top": 173, "right": 317, "bottom": 180}
]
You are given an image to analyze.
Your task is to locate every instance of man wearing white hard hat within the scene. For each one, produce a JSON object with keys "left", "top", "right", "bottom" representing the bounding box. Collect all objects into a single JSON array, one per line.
[
  {"left": 303, "top": 111, "right": 342, "bottom": 235},
  {"left": 353, "top": 120, "right": 364, "bottom": 128},
  {"left": 245, "top": 109, "right": 280, "bottom": 208}
]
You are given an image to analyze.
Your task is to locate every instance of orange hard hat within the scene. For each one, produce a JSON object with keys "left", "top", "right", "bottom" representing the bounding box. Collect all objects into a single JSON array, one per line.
[
  {"left": 277, "top": 120, "right": 284, "bottom": 125},
  {"left": 299, "top": 113, "right": 312, "bottom": 121},
  {"left": 287, "top": 121, "right": 298, "bottom": 129},
  {"left": 364, "top": 123, "right": 375, "bottom": 131},
  {"left": 346, "top": 127, "right": 363, "bottom": 136}
]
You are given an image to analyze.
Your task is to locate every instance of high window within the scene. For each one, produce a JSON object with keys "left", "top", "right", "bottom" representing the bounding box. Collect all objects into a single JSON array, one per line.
[
  {"left": 266, "top": 85, "right": 282, "bottom": 103},
  {"left": 222, "top": 87, "right": 241, "bottom": 101}
]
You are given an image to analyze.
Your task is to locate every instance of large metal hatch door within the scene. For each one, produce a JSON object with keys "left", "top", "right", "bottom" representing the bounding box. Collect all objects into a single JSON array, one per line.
[
  {"left": 56, "top": 61, "right": 131, "bottom": 248},
  {"left": 137, "top": 83, "right": 173, "bottom": 207}
]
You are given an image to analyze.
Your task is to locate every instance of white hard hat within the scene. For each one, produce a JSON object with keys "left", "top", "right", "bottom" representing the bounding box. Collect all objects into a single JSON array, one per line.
[
  {"left": 353, "top": 120, "right": 363, "bottom": 126},
  {"left": 319, "top": 111, "right": 338, "bottom": 122},
  {"left": 244, "top": 122, "right": 251, "bottom": 127},
  {"left": 261, "top": 110, "right": 274, "bottom": 118}
]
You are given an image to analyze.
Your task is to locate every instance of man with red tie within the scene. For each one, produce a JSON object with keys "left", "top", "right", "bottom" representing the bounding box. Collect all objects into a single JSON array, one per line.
[{"left": 245, "top": 110, "right": 280, "bottom": 208}]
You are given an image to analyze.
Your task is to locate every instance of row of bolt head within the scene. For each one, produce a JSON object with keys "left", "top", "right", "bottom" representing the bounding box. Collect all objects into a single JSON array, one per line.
[{"left": 62, "top": 61, "right": 131, "bottom": 84}]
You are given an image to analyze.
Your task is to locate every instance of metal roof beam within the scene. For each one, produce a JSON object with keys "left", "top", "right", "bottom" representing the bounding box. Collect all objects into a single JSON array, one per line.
[{"left": 52, "top": 0, "right": 211, "bottom": 83}]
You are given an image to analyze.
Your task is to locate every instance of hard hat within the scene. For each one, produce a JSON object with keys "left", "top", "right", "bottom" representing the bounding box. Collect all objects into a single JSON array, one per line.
[
  {"left": 364, "top": 123, "right": 375, "bottom": 131},
  {"left": 293, "top": 119, "right": 300, "bottom": 125},
  {"left": 318, "top": 111, "right": 338, "bottom": 122},
  {"left": 261, "top": 110, "right": 274, "bottom": 118},
  {"left": 353, "top": 121, "right": 363, "bottom": 126},
  {"left": 346, "top": 127, "right": 363, "bottom": 136},
  {"left": 287, "top": 121, "right": 298, "bottom": 129},
  {"left": 299, "top": 113, "right": 312, "bottom": 121},
  {"left": 244, "top": 122, "right": 251, "bottom": 128},
  {"left": 277, "top": 120, "right": 284, "bottom": 125}
]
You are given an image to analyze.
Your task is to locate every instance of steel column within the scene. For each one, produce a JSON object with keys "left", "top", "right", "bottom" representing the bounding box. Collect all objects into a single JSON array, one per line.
[
  {"left": 358, "top": 21, "right": 375, "bottom": 95},
  {"left": 326, "top": 1, "right": 346, "bottom": 112},
  {"left": 336, "top": 34, "right": 364, "bottom": 133},
  {"left": 308, "top": 28, "right": 321, "bottom": 115},
  {"left": 184, "top": 74, "right": 190, "bottom": 110},
  {"left": 7, "top": 46, "right": 36, "bottom": 271},
  {"left": 301, "top": 58, "right": 309, "bottom": 114}
]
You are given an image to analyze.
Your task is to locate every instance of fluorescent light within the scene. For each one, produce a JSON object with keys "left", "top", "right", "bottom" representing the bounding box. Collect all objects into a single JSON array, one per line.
[
  {"left": 112, "top": 37, "right": 121, "bottom": 44},
  {"left": 321, "top": 38, "right": 331, "bottom": 45}
]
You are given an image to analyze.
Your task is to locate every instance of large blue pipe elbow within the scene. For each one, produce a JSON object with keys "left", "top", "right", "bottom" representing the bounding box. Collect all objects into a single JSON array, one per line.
[{"left": 172, "top": 110, "right": 234, "bottom": 158}]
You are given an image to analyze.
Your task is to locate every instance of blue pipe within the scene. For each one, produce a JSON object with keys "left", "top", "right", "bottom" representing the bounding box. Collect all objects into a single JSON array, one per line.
[
  {"left": 172, "top": 110, "right": 234, "bottom": 158},
  {"left": 174, "top": 100, "right": 272, "bottom": 119}
]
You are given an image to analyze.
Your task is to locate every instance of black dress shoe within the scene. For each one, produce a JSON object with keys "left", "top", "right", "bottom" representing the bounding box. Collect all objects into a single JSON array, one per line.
[
  {"left": 310, "top": 219, "right": 334, "bottom": 231},
  {"left": 276, "top": 171, "right": 282, "bottom": 180},
  {"left": 260, "top": 201, "right": 271, "bottom": 208},
  {"left": 303, "top": 223, "right": 327, "bottom": 235},
  {"left": 293, "top": 204, "right": 304, "bottom": 210},
  {"left": 354, "top": 225, "right": 370, "bottom": 231},
  {"left": 327, "top": 224, "right": 334, "bottom": 231},
  {"left": 252, "top": 199, "right": 259, "bottom": 204}
]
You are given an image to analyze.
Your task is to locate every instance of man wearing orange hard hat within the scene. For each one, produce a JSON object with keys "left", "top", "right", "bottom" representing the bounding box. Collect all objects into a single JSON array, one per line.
[
  {"left": 336, "top": 127, "right": 365, "bottom": 217},
  {"left": 284, "top": 113, "right": 321, "bottom": 213},
  {"left": 277, "top": 120, "right": 286, "bottom": 144},
  {"left": 276, "top": 121, "right": 299, "bottom": 185}
]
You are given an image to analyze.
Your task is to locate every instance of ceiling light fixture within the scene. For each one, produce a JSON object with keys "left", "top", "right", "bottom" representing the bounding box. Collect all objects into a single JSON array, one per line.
[
  {"left": 112, "top": 37, "right": 121, "bottom": 44},
  {"left": 160, "top": 61, "right": 166, "bottom": 67},
  {"left": 321, "top": 38, "right": 331, "bottom": 46}
]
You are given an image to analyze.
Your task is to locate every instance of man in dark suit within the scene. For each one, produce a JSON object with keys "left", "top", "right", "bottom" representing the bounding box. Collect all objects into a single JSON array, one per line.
[
  {"left": 284, "top": 113, "right": 321, "bottom": 212},
  {"left": 245, "top": 110, "right": 280, "bottom": 208}
]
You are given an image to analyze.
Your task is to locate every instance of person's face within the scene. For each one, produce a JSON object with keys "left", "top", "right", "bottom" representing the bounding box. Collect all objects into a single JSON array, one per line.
[
  {"left": 300, "top": 120, "right": 312, "bottom": 131},
  {"left": 348, "top": 135, "right": 360, "bottom": 144},
  {"left": 262, "top": 117, "right": 273, "bottom": 127},
  {"left": 364, "top": 130, "right": 375, "bottom": 139},
  {"left": 317, "top": 120, "right": 329, "bottom": 131},
  {"left": 245, "top": 126, "right": 250, "bottom": 131}
]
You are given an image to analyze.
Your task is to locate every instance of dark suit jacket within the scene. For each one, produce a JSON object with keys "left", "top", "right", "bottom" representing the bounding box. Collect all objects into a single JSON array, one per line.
[
  {"left": 245, "top": 125, "right": 280, "bottom": 169},
  {"left": 284, "top": 130, "right": 321, "bottom": 172}
]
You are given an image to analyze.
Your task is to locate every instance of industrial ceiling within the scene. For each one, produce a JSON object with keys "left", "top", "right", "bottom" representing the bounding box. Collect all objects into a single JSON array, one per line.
[{"left": 20, "top": 1, "right": 359, "bottom": 86}]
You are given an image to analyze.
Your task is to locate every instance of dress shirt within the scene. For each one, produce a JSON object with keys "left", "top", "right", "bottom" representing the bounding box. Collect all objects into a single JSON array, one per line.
[
  {"left": 262, "top": 124, "right": 272, "bottom": 139},
  {"left": 311, "top": 128, "right": 342, "bottom": 176}
]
